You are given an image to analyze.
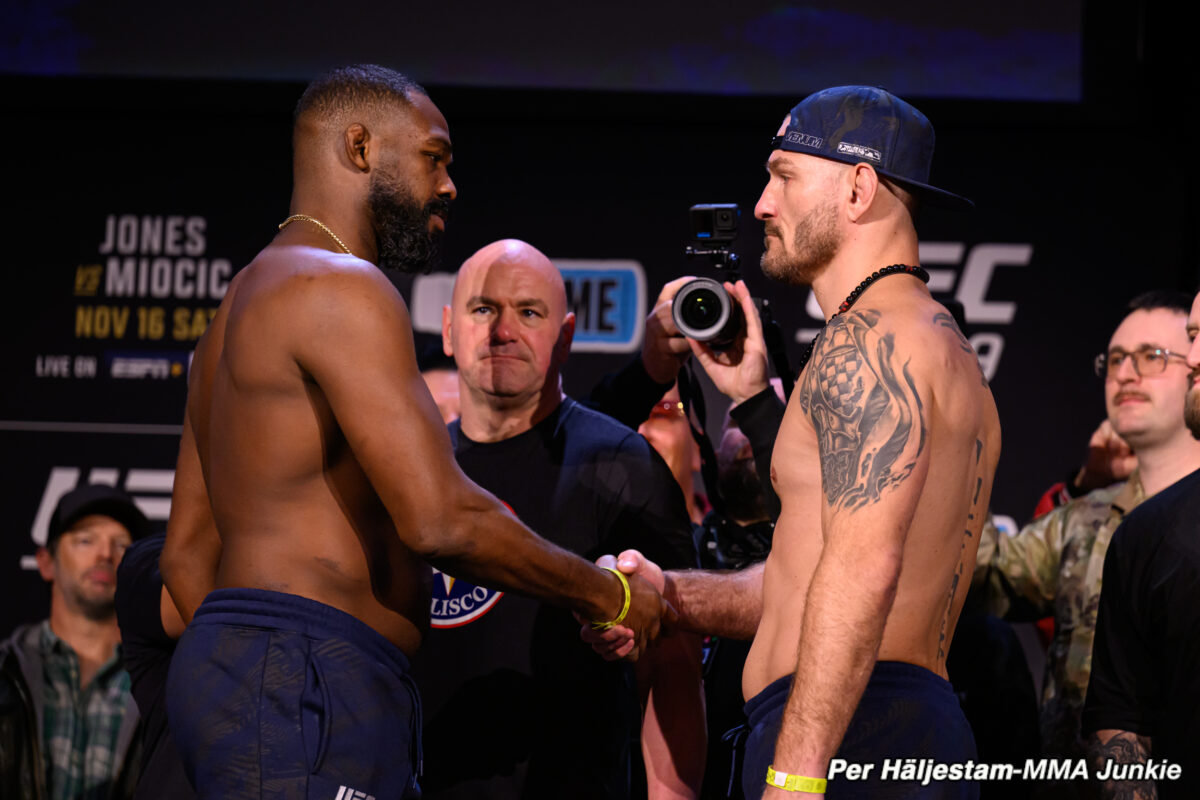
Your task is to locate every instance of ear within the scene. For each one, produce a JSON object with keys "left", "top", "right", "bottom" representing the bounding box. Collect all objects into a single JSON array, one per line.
[
  {"left": 846, "top": 163, "right": 881, "bottom": 223},
  {"left": 555, "top": 312, "right": 576, "bottom": 362},
  {"left": 441, "top": 304, "right": 454, "bottom": 357},
  {"left": 35, "top": 547, "right": 55, "bottom": 583},
  {"left": 344, "top": 123, "right": 371, "bottom": 172}
]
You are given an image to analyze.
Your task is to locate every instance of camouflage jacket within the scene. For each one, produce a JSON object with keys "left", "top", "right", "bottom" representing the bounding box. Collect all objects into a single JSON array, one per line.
[{"left": 972, "top": 473, "right": 1145, "bottom": 759}]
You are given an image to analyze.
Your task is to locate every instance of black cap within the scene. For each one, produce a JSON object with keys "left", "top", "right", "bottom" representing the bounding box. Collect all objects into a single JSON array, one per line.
[
  {"left": 770, "top": 85, "right": 973, "bottom": 210},
  {"left": 47, "top": 484, "right": 152, "bottom": 547}
]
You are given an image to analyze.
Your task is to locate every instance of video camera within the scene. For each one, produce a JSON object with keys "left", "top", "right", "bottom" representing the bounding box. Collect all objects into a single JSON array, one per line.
[{"left": 672, "top": 204, "right": 743, "bottom": 350}]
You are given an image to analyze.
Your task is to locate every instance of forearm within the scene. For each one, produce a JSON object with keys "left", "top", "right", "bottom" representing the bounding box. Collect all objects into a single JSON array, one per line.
[
  {"left": 773, "top": 545, "right": 899, "bottom": 777},
  {"left": 666, "top": 561, "right": 764, "bottom": 639},
  {"left": 639, "top": 633, "right": 706, "bottom": 800},
  {"left": 423, "top": 483, "right": 627, "bottom": 622},
  {"left": 1087, "top": 730, "right": 1157, "bottom": 800}
]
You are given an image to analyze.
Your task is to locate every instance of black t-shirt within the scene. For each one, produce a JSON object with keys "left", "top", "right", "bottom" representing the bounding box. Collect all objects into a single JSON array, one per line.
[
  {"left": 1082, "top": 466, "right": 1200, "bottom": 798},
  {"left": 114, "top": 534, "right": 195, "bottom": 800},
  {"left": 410, "top": 398, "right": 697, "bottom": 800}
]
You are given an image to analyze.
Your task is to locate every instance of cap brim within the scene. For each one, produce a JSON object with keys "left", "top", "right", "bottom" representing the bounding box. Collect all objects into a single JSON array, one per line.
[{"left": 770, "top": 136, "right": 974, "bottom": 211}]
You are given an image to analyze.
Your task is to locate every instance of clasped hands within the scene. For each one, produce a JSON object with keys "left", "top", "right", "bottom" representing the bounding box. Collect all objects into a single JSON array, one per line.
[{"left": 581, "top": 550, "right": 670, "bottom": 662}]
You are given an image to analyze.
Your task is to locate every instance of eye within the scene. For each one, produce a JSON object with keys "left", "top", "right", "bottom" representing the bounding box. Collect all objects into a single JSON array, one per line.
[
  {"left": 1144, "top": 349, "right": 1167, "bottom": 364},
  {"left": 521, "top": 308, "right": 543, "bottom": 319},
  {"left": 471, "top": 305, "right": 494, "bottom": 317}
]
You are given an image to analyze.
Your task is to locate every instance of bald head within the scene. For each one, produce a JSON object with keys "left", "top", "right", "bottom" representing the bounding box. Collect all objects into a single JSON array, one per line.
[
  {"left": 452, "top": 239, "right": 567, "bottom": 318},
  {"left": 443, "top": 239, "right": 575, "bottom": 427}
]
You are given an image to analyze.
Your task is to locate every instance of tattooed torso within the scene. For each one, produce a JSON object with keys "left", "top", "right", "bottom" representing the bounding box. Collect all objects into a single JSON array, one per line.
[{"left": 743, "top": 298, "right": 1001, "bottom": 700}]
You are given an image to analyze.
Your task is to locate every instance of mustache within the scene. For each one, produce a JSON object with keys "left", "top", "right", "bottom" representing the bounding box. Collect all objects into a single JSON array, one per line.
[
  {"left": 1114, "top": 390, "right": 1150, "bottom": 403},
  {"left": 763, "top": 222, "right": 781, "bottom": 238},
  {"left": 427, "top": 197, "right": 454, "bottom": 222}
]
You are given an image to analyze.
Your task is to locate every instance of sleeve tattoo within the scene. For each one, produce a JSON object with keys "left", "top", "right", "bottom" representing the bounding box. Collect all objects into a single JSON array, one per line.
[
  {"left": 1087, "top": 731, "right": 1157, "bottom": 800},
  {"left": 799, "top": 309, "right": 927, "bottom": 510}
]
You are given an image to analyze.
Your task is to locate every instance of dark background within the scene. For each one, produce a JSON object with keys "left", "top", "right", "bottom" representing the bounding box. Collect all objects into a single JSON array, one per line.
[{"left": 1, "top": 1, "right": 1195, "bottom": 636}]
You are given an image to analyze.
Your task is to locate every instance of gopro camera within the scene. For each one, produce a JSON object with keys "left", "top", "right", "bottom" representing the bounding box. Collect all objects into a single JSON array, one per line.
[{"left": 673, "top": 204, "right": 743, "bottom": 350}]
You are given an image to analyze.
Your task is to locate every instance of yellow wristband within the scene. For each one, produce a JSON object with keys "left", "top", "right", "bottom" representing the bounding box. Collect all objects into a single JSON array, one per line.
[
  {"left": 590, "top": 567, "right": 631, "bottom": 630},
  {"left": 766, "top": 766, "right": 826, "bottom": 794}
]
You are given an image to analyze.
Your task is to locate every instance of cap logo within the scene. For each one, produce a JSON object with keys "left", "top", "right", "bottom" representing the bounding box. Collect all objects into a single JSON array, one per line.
[
  {"left": 785, "top": 131, "right": 823, "bottom": 149},
  {"left": 836, "top": 142, "right": 881, "bottom": 162}
]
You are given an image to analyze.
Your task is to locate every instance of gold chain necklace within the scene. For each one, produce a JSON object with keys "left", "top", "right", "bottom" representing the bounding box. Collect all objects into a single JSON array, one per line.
[{"left": 277, "top": 214, "right": 353, "bottom": 255}]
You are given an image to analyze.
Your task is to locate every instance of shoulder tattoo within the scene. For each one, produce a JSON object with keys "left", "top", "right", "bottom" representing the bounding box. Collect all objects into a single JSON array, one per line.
[
  {"left": 933, "top": 312, "right": 987, "bottom": 386},
  {"left": 799, "top": 309, "right": 927, "bottom": 510}
]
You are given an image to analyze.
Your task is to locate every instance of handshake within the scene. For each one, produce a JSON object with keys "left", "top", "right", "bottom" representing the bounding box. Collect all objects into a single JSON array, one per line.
[{"left": 583, "top": 550, "right": 674, "bottom": 662}]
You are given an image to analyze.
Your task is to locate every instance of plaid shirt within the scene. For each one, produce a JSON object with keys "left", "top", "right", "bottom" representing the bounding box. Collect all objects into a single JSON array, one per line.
[{"left": 39, "top": 621, "right": 134, "bottom": 800}]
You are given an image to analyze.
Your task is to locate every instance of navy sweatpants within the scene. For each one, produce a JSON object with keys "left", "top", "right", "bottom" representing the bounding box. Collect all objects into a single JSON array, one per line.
[
  {"left": 742, "top": 661, "right": 979, "bottom": 799},
  {"left": 166, "top": 589, "right": 422, "bottom": 800}
]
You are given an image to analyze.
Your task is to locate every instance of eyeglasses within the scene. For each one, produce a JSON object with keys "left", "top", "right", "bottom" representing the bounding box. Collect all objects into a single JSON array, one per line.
[
  {"left": 647, "top": 400, "right": 687, "bottom": 421},
  {"left": 1094, "top": 347, "right": 1190, "bottom": 378}
]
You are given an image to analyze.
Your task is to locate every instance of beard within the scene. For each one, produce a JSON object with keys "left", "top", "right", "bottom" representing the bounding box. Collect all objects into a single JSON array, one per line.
[
  {"left": 1187, "top": 382, "right": 1200, "bottom": 439},
  {"left": 65, "top": 579, "right": 117, "bottom": 621},
  {"left": 367, "top": 169, "right": 451, "bottom": 274},
  {"left": 759, "top": 200, "right": 840, "bottom": 286}
]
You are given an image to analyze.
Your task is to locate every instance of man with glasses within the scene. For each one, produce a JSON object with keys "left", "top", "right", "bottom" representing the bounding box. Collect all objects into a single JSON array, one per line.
[{"left": 973, "top": 290, "right": 1200, "bottom": 772}]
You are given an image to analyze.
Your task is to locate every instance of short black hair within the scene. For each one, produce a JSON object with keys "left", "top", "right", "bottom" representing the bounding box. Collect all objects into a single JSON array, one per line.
[
  {"left": 294, "top": 64, "right": 427, "bottom": 124},
  {"left": 1126, "top": 290, "right": 1192, "bottom": 316}
]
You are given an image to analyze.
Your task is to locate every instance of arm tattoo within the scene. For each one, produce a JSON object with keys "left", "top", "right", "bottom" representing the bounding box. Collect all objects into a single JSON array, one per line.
[
  {"left": 1087, "top": 731, "right": 1157, "bottom": 800},
  {"left": 798, "top": 309, "right": 927, "bottom": 510}
]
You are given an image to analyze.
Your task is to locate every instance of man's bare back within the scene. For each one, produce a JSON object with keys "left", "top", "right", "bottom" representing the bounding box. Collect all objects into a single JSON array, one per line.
[{"left": 745, "top": 281, "right": 1000, "bottom": 700}]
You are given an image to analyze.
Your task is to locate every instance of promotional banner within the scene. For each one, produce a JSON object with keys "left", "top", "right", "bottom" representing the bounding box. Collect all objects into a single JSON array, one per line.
[{"left": 3, "top": 76, "right": 1193, "bottom": 635}]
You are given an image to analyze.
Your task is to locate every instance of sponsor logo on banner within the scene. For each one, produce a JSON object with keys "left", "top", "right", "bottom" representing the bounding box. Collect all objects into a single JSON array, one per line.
[
  {"left": 558, "top": 260, "right": 645, "bottom": 353},
  {"left": 409, "top": 260, "right": 646, "bottom": 354},
  {"left": 107, "top": 352, "right": 188, "bottom": 380},
  {"left": 429, "top": 568, "right": 504, "bottom": 628}
]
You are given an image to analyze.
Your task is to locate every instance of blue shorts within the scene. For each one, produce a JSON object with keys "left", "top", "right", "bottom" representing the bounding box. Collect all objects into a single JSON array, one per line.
[
  {"left": 742, "top": 661, "right": 978, "bottom": 800},
  {"left": 166, "top": 588, "right": 422, "bottom": 799}
]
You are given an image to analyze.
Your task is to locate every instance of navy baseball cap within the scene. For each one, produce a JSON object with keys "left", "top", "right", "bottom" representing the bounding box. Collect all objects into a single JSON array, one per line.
[
  {"left": 770, "top": 85, "right": 973, "bottom": 211},
  {"left": 47, "top": 484, "right": 152, "bottom": 547}
]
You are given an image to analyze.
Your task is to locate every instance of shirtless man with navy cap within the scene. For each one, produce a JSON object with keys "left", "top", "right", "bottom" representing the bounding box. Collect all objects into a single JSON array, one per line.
[{"left": 589, "top": 86, "right": 1000, "bottom": 799}]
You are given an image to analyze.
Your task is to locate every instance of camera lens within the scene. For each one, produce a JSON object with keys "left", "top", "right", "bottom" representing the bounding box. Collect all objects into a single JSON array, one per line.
[
  {"left": 672, "top": 278, "right": 744, "bottom": 350},
  {"left": 681, "top": 289, "right": 722, "bottom": 329}
]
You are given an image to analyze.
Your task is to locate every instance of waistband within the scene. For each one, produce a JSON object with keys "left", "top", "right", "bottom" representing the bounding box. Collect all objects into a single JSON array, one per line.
[
  {"left": 192, "top": 588, "right": 411, "bottom": 677},
  {"left": 745, "top": 661, "right": 954, "bottom": 726}
]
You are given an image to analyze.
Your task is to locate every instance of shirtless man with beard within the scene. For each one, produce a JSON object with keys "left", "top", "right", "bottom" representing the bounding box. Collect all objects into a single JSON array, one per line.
[
  {"left": 160, "top": 65, "right": 669, "bottom": 800},
  {"left": 590, "top": 86, "right": 1000, "bottom": 799}
]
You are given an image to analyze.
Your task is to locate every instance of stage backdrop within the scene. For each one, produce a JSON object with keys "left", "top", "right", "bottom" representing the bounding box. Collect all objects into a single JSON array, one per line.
[{"left": 2, "top": 76, "right": 1195, "bottom": 635}]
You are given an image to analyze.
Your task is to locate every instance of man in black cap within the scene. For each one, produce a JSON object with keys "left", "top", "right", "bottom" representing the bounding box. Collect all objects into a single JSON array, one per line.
[
  {"left": 0, "top": 484, "right": 150, "bottom": 799},
  {"left": 588, "top": 86, "right": 999, "bottom": 799}
]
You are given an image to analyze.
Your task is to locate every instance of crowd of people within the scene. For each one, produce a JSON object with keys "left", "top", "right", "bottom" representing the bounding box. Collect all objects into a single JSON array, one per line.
[{"left": 2, "top": 64, "right": 1198, "bottom": 800}]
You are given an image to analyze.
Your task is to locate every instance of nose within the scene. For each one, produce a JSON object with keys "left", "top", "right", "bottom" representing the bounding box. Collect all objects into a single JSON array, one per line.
[
  {"left": 439, "top": 170, "right": 457, "bottom": 203},
  {"left": 489, "top": 307, "right": 518, "bottom": 342},
  {"left": 1188, "top": 336, "right": 1200, "bottom": 372},
  {"left": 754, "top": 183, "right": 774, "bottom": 221},
  {"left": 96, "top": 536, "right": 118, "bottom": 563}
]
